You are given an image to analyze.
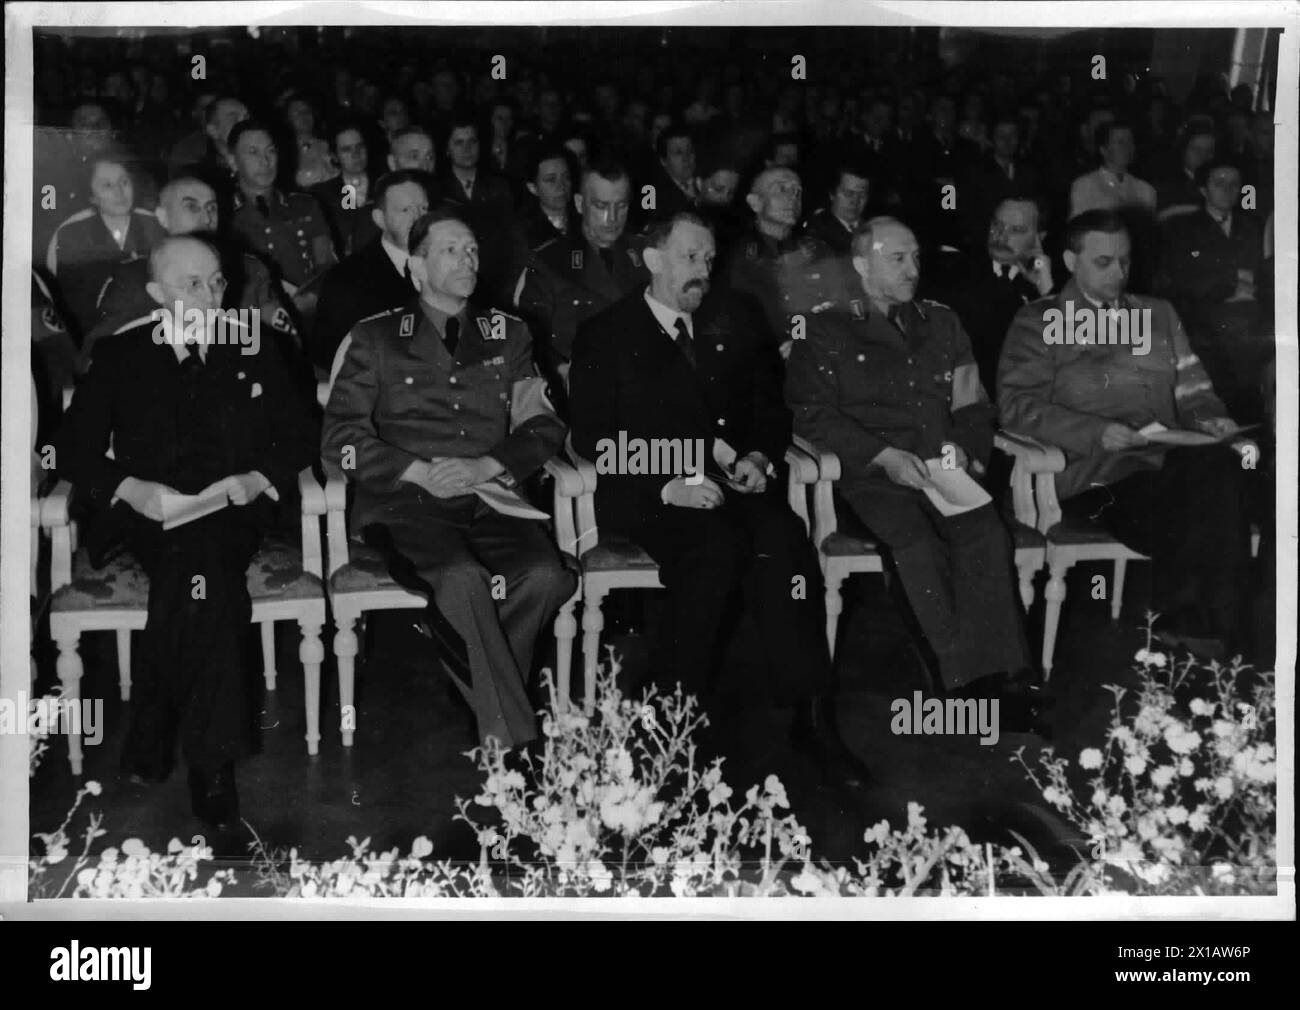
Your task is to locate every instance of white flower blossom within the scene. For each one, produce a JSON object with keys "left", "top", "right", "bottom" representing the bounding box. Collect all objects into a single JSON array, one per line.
[
  {"left": 1214, "top": 776, "right": 1235, "bottom": 799},
  {"left": 1166, "top": 805, "right": 1189, "bottom": 825},
  {"left": 1134, "top": 648, "right": 1168, "bottom": 668},
  {"left": 1079, "top": 748, "right": 1104, "bottom": 770},
  {"left": 1124, "top": 754, "right": 1148, "bottom": 776},
  {"left": 1189, "top": 698, "right": 1215, "bottom": 717},
  {"left": 1150, "top": 765, "right": 1176, "bottom": 788}
]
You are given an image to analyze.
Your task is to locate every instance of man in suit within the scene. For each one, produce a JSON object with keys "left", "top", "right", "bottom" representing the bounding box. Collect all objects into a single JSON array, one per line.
[
  {"left": 999, "top": 210, "right": 1251, "bottom": 657},
  {"left": 322, "top": 208, "right": 575, "bottom": 750},
  {"left": 55, "top": 235, "right": 316, "bottom": 829},
  {"left": 787, "top": 217, "right": 1039, "bottom": 719},
  {"left": 439, "top": 115, "right": 515, "bottom": 304},
  {"left": 309, "top": 121, "right": 381, "bottom": 258},
  {"left": 933, "top": 194, "right": 1056, "bottom": 396},
  {"left": 959, "top": 114, "right": 1042, "bottom": 252},
  {"left": 311, "top": 170, "right": 429, "bottom": 372},
  {"left": 1156, "top": 160, "right": 1266, "bottom": 424},
  {"left": 802, "top": 160, "right": 871, "bottom": 256},
  {"left": 502, "top": 144, "right": 579, "bottom": 299},
  {"left": 644, "top": 123, "right": 699, "bottom": 223},
  {"left": 515, "top": 160, "right": 647, "bottom": 373},
  {"left": 568, "top": 211, "right": 869, "bottom": 787}
]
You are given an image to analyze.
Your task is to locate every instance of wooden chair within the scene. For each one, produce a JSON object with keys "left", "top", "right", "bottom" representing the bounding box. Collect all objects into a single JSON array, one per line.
[
  {"left": 553, "top": 444, "right": 822, "bottom": 714},
  {"left": 41, "top": 467, "right": 328, "bottom": 774},
  {"left": 792, "top": 433, "right": 1050, "bottom": 658},
  {"left": 317, "top": 375, "right": 584, "bottom": 747}
]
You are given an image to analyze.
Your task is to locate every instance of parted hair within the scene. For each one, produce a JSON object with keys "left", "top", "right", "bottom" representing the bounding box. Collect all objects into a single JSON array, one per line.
[{"left": 407, "top": 204, "right": 474, "bottom": 256}]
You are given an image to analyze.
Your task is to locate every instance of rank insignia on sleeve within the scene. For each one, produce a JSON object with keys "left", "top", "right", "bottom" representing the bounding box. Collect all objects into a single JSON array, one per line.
[
  {"left": 850, "top": 299, "right": 864, "bottom": 319},
  {"left": 399, "top": 313, "right": 414, "bottom": 337}
]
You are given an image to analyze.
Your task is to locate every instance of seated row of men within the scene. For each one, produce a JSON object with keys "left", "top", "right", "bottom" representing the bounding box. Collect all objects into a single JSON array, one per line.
[{"left": 56, "top": 174, "right": 1259, "bottom": 831}]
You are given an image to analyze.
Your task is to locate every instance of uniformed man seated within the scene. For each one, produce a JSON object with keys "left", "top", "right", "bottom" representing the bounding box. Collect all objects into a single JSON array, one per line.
[
  {"left": 515, "top": 159, "right": 646, "bottom": 377},
  {"left": 322, "top": 207, "right": 577, "bottom": 750},
  {"left": 725, "top": 166, "right": 841, "bottom": 360},
  {"left": 1000, "top": 209, "right": 1253, "bottom": 659},
  {"left": 226, "top": 120, "right": 337, "bottom": 296},
  {"left": 787, "top": 216, "right": 1042, "bottom": 724}
]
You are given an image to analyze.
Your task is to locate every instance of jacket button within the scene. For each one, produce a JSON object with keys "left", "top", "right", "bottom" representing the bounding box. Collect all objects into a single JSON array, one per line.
[
  {"left": 450, "top": 376, "right": 457, "bottom": 384},
  {"left": 717, "top": 418, "right": 726, "bottom": 426},
  {"left": 405, "top": 377, "right": 413, "bottom": 384},
  {"left": 453, "top": 403, "right": 460, "bottom": 410}
]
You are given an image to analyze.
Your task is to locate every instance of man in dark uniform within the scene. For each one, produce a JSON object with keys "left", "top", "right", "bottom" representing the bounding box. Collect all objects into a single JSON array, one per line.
[
  {"left": 802, "top": 159, "right": 871, "bottom": 256},
  {"left": 311, "top": 170, "right": 428, "bottom": 372},
  {"left": 1156, "top": 159, "right": 1266, "bottom": 424},
  {"left": 226, "top": 120, "right": 337, "bottom": 293},
  {"left": 56, "top": 235, "right": 316, "bottom": 828},
  {"left": 515, "top": 160, "right": 647, "bottom": 374},
  {"left": 569, "top": 211, "right": 869, "bottom": 786},
  {"left": 438, "top": 114, "right": 515, "bottom": 304},
  {"left": 322, "top": 208, "right": 575, "bottom": 750},
  {"left": 501, "top": 144, "right": 579, "bottom": 304},
  {"left": 89, "top": 176, "right": 298, "bottom": 365},
  {"left": 786, "top": 217, "right": 1037, "bottom": 714},
  {"left": 726, "top": 166, "right": 842, "bottom": 360}
]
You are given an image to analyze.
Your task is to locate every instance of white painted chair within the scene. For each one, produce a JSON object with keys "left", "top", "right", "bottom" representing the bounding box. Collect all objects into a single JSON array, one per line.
[
  {"left": 792, "top": 433, "right": 1050, "bottom": 658},
  {"left": 556, "top": 444, "right": 822, "bottom": 713},
  {"left": 318, "top": 376, "right": 584, "bottom": 745},
  {"left": 41, "top": 467, "right": 328, "bottom": 774}
]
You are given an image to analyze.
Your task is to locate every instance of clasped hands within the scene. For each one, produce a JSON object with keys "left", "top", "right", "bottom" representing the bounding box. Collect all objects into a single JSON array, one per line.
[
  {"left": 115, "top": 472, "right": 276, "bottom": 522},
  {"left": 663, "top": 451, "right": 768, "bottom": 509},
  {"left": 402, "top": 455, "right": 505, "bottom": 498},
  {"left": 873, "top": 444, "right": 968, "bottom": 490}
]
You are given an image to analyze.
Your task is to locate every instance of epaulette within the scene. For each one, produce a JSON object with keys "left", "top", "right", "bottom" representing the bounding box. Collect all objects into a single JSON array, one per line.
[
  {"left": 482, "top": 307, "right": 524, "bottom": 323},
  {"left": 356, "top": 305, "right": 409, "bottom": 326},
  {"left": 113, "top": 314, "right": 161, "bottom": 335},
  {"left": 919, "top": 298, "right": 953, "bottom": 312}
]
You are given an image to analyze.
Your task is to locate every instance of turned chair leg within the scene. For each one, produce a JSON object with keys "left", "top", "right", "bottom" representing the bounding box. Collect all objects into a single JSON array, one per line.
[
  {"left": 260, "top": 621, "right": 278, "bottom": 690},
  {"left": 553, "top": 587, "right": 579, "bottom": 713},
  {"left": 116, "top": 628, "right": 131, "bottom": 701},
  {"left": 334, "top": 612, "right": 359, "bottom": 747},
  {"left": 824, "top": 567, "right": 847, "bottom": 659},
  {"left": 54, "top": 630, "right": 85, "bottom": 776},
  {"left": 1111, "top": 558, "right": 1128, "bottom": 622},
  {"left": 581, "top": 583, "right": 610, "bottom": 714},
  {"left": 1016, "top": 553, "right": 1039, "bottom": 612},
  {"left": 1041, "top": 556, "right": 1073, "bottom": 683},
  {"left": 298, "top": 617, "right": 324, "bottom": 755}
]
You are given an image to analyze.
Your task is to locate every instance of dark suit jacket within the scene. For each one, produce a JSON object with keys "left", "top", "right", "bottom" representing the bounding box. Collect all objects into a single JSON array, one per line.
[
  {"left": 569, "top": 289, "right": 788, "bottom": 534},
  {"left": 55, "top": 318, "right": 317, "bottom": 562},
  {"left": 930, "top": 253, "right": 1046, "bottom": 398},
  {"left": 311, "top": 238, "right": 417, "bottom": 371},
  {"left": 308, "top": 174, "right": 381, "bottom": 257}
]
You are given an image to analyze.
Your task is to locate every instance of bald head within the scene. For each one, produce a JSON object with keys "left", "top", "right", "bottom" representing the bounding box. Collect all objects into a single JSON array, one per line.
[
  {"left": 850, "top": 216, "right": 920, "bottom": 307},
  {"left": 157, "top": 177, "right": 218, "bottom": 234},
  {"left": 146, "top": 235, "right": 225, "bottom": 318}
]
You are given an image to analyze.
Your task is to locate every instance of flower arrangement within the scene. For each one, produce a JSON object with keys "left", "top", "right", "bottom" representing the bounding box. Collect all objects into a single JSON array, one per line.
[{"left": 28, "top": 636, "right": 1276, "bottom": 900}]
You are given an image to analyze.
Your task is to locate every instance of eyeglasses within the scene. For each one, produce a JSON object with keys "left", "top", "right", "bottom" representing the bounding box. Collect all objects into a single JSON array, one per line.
[{"left": 167, "top": 276, "right": 228, "bottom": 299}]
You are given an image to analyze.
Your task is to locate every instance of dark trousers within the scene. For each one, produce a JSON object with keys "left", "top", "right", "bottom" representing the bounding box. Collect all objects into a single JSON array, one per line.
[
  {"left": 364, "top": 492, "right": 577, "bottom": 748},
  {"left": 619, "top": 486, "right": 833, "bottom": 706},
  {"left": 1066, "top": 445, "right": 1251, "bottom": 642},
  {"left": 120, "top": 506, "right": 263, "bottom": 775},
  {"left": 840, "top": 480, "right": 1029, "bottom": 689}
]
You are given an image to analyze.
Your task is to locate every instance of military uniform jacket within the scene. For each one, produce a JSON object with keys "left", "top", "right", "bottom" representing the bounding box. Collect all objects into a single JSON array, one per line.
[
  {"left": 802, "top": 208, "right": 856, "bottom": 256},
  {"left": 998, "top": 278, "right": 1228, "bottom": 501},
  {"left": 785, "top": 297, "right": 994, "bottom": 487},
  {"left": 230, "top": 188, "right": 336, "bottom": 288},
  {"left": 516, "top": 232, "right": 648, "bottom": 362},
  {"left": 725, "top": 225, "right": 846, "bottom": 347},
  {"left": 322, "top": 299, "right": 566, "bottom": 532},
  {"left": 47, "top": 208, "right": 165, "bottom": 336}
]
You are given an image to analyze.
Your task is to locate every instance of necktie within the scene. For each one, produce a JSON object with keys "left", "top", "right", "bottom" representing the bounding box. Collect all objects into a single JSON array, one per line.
[
  {"left": 256, "top": 195, "right": 270, "bottom": 217},
  {"left": 403, "top": 261, "right": 414, "bottom": 287},
  {"left": 181, "top": 342, "right": 204, "bottom": 380},
  {"left": 598, "top": 247, "right": 615, "bottom": 274},
  {"left": 673, "top": 317, "right": 695, "bottom": 367},
  {"left": 443, "top": 316, "right": 460, "bottom": 357}
]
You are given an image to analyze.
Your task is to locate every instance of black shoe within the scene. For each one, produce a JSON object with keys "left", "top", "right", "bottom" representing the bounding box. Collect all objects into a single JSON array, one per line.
[
  {"left": 120, "top": 759, "right": 173, "bottom": 786},
  {"left": 790, "top": 697, "right": 872, "bottom": 789},
  {"left": 188, "top": 762, "right": 239, "bottom": 831},
  {"left": 948, "top": 678, "right": 1053, "bottom": 739}
]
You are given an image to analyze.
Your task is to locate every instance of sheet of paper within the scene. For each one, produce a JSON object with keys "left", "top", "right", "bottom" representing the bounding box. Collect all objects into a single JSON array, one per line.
[
  {"left": 472, "top": 481, "right": 550, "bottom": 521},
  {"left": 921, "top": 458, "right": 992, "bottom": 517},
  {"left": 160, "top": 481, "right": 230, "bottom": 531}
]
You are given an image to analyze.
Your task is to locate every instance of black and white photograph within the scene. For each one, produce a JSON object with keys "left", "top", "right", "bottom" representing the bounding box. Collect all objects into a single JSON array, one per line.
[{"left": 1, "top": 1, "right": 1294, "bottom": 940}]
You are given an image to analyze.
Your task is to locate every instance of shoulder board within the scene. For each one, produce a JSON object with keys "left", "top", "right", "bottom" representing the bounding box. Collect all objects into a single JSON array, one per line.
[
  {"left": 132, "top": 208, "right": 159, "bottom": 220},
  {"left": 54, "top": 207, "right": 97, "bottom": 233},
  {"left": 482, "top": 307, "right": 524, "bottom": 323},
  {"left": 113, "top": 314, "right": 161, "bottom": 335},
  {"left": 356, "top": 305, "right": 409, "bottom": 326},
  {"left": 919, "top": 298, "right": 953, "bottom": 312}
]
